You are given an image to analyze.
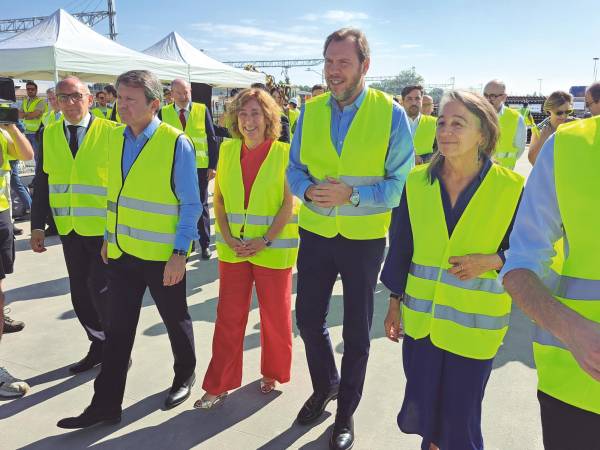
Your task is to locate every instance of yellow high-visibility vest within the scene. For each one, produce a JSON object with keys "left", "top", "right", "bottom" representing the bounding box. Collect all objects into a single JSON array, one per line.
[
  {"left": 43, "top": 117, "right": 116, "bottom": 236},
  {"left": 106, "top": 123, "right": 186, "bottom": 261},
  {"left": 0, "top": 131, "right": 11, "bottom": 211},
  {"left": 41, "top": 110, "right": 62, "bottom": 127},
  {"left": 404, "top": 163, "right": 523, "bottom": 359},
  {"left": 413, "top": 114, "right": 437, "bottom": 156},
  {"left": 22, "top": 97, "right": 46, "bottom": 133},
  {"left": 91, "top": 107, "right": 113, "bottom": 120},
  {"left": 161, "top": 102, "right": 209, "bottom": 168},
  {"left": 533, "top": 116, "right": 600, "bottom": 414},
  {"left": 298, "top": 88, "right": 393, "bottom": 240},
  {"left": 494, "top": 106, "right": 520, "bottom": 169},
  {"left": 215, "top": 139, "right": 298, "bottom": 269}
]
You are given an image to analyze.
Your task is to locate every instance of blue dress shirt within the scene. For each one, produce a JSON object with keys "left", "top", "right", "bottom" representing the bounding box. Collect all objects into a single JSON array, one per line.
[
  {"left": 120, "top": 116, "right": 201, "bottom": 252},
  {"left": 499, "top": 135, "right": 564, "bottom": 282},
  {"left": 286, "top": 87, "right": 414, "bottom": 209}
]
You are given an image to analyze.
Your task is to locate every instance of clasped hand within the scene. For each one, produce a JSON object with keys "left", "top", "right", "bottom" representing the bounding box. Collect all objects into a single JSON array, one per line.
[
  {"left": 306, "top": 177, "right": 352, "bottom": 208},
  {"left": 226, "top": 236, "right": 266, "bottom": 258}
]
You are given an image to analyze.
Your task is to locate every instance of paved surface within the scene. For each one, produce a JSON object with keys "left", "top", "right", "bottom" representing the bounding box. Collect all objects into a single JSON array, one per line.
[{"left": 1, "top": 153, "right": 543, "bottom": 450}]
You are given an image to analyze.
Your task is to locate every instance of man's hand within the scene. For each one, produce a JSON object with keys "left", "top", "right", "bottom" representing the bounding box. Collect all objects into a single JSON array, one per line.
[
  {"left": 30, "top": 229, "right": 46, "bottom": 253},
  {"left": 564, "top": 318, "right": 600, "bottom": 382},
  {"left": 415, "top": 155, "right": 424, "bottom": 165},
  {"left": 305, "top": 177, "right": 352, "bottom": 208},
  {"left": 101, "top": 240, "right": 108, "bottom": 264},
  {"left": 384, "top": 297, "right": 404, "bottom": 342},
  {"left": 207, "top": 169, "right": 216, "bottom": 181},
  {"left": 163, "top": 254, "right": 186, "bottom": 286}
]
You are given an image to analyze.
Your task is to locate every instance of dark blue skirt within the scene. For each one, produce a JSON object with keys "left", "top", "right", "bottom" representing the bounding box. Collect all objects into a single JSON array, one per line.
[{"left": 399, "top": 335, "right": 494, "bottom": 450}]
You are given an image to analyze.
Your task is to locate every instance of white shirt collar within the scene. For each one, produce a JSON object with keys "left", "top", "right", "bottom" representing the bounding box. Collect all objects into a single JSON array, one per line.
[
  {"left": 175, "top": 102, "right": 191, "bottom": 113},
  {"left": 407, "top": 113, "right": 421, "bottom": 125},
  {"left": 64, "top": 112, "right": 91, "bottom": 128}
]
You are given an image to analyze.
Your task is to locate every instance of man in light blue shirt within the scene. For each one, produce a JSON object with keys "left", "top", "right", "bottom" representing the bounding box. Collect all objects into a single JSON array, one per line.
[
  {"left": 500, "top": 129, "right": 600, "bottom": 448},
  {"left": 288, "top": 28, "right": 413, "bottom": 450},
  {"left": 58, "top": 70, "right": 201, "bottom": 430}
]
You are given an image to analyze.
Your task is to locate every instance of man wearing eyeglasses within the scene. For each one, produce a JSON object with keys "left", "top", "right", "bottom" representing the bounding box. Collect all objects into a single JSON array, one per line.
[
  {"left": 585, "top": 82, "right": 600, "bottom": 117},
  {"left": 18, "top": 81, "right": 46, "bottom": 158},
  {"left": 483, "top": 80, "right": 526, "bottom": 170},
  {"left": 30, "top": 76, "right": 117, "bottom": 374}
]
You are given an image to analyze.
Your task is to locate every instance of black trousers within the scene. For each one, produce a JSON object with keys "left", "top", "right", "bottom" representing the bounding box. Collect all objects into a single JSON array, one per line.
[
  {"left": 538, "top": 390, "right": 600, "bottom": 450},
  {"left": 91, "top": 254, "right": 196, "bottom": 413},
  {"left": 295, "top": 228, "right": 385, "bottom": 422},
  {"left": 197, "top": 168, "right": 211, "bottom": 249},
  {"left": 60, "top": 233, "right": 107, "bottom": 348}
]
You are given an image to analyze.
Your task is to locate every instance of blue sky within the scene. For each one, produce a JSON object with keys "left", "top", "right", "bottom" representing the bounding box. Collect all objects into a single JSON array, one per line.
[{"left": 4, "top": 0, "right": 600, "bottom": 94}]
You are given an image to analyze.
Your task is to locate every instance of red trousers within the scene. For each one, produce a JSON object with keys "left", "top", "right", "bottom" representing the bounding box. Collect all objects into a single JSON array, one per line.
[{"left": 202, "top": 261, "right": 293, "bottom": 394}]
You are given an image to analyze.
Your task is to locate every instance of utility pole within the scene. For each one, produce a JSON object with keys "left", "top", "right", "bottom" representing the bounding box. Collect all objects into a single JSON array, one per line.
[
  {"left": 593, "top": 57, "right": 599, "bottom": 82},
  {"left": 537, "top": 78, "right": 543, "bottom": 96}
]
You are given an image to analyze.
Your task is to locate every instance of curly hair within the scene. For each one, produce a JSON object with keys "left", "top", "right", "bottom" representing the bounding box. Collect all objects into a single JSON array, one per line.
[{"left": 226, "top": 88, "right": 282, "bottom": 141}]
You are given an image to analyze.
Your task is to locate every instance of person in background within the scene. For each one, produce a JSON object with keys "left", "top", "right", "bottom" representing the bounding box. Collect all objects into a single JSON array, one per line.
[
  {"left": 103, "top": 85, "right": 116, "bottom": 108},
  {"left": 196, "top": 88, "right": 297, "bottom": 408},
  {"left": 41, "top": 88, "right": 62, "bottom": 127},
  {"left": 381, "top": 90, "right": 524, "bottom": 450},
  {"left": 91, "top": 92, "right": 112, "bottom": 119},
  {"left": 163, "top": 87, "right": 173, "bottom": 105},
  {"left": 422, "top": 94, "right": 434, "bottom": 116},
  {"left": 528, "top": 91, "right": 575, "bottom": 165},
  {"left": 268, "top": 86, "right": 290, "bottom": 143},
  {"left": 18, "top": 81, "right": 46, "bottom": 161},
  {"left": 0, "top": 120, "right": 35, "bottom": 398},
  {"left": 158, "top": 78, "right": 218, "bottom": 260},
  {"left": 402, "top": 85, "right": 437, "bottom": 164},
  {"left": 482, "top": 80, "right": 526, "bottom": 170},
  {"left": 311, "top": 84, "right": 326, "bottom": 97},
  {"left": 585, "top": 82, "right": 600, "bottom": 117}
]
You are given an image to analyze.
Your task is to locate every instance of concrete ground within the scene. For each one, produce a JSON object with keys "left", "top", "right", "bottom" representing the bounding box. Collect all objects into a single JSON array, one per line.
[{"left": 0, "top": 153, "right": 543, "bottom": 450}]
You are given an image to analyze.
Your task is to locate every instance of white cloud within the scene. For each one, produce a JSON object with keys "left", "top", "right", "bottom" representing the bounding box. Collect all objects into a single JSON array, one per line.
[
  {"left": 301, "top": 10, "right": 369, "bottom": 23},
  {"left": 190, "top": 23, "right": 321, "bottom": 46}
]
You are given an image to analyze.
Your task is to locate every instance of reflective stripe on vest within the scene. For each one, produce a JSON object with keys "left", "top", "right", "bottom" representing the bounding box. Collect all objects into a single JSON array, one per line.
[
  {"left": 532, "top": 116, "right": 600, "bottom": 414},
  {"left": 106, "top": 122, "right": 184, "bottom": 261},
  {"left": 43, "top": 117, "right": 115, "bottom": 236},
  {"left": 413, "top": 114, "right": 437, "bottom": 156},
  {"left": 298, "top": 89, "right": 393, "bottom": 239},
  {"left": 161, "top": 102, "right": 209, "bottom": 168},
  {"left": 404, "top": 163, "right": 524, "bottom": 359},
  {"left": 494, "top": 107, "right": 520, "bottom": 169},
  {"left": 215, "top": 138, "right": 299, "bottom": 269}
]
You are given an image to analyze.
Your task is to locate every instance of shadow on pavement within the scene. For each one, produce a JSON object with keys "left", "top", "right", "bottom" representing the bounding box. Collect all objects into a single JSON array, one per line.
[
  {"left": 256, "top": 412, "right": 333, "bottom": 450},
  {"left": 493, "top": 305, "right": 535, "bottom": 369},
  {"left": 15, "top": 235, "right": 62, "bottom": 253},
  {"left": 5, "top": 277, "right": 70, "bottom": 302}
]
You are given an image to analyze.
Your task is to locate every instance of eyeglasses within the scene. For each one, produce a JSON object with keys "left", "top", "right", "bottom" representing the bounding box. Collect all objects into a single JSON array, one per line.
[
  {"left": 483, "top": 93, "right": 505, "bottom": 100},
  {"left": 554, "top": 109, "right": 573, "bottom": 116},
  {"left": 57, "top": 93, "right": 84, "bottom": 103}
]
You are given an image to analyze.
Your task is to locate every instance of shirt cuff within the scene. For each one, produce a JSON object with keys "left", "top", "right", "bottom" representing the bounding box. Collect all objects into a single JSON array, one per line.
[
  {"left": 356, "top": 186, "right": 374, "bottom": 207},
  {"left": 299, "top": 179, "right": 314, "bottom": 202},
  {"left": 174, "top": 236, "right": 192, "bottom": 253},
  {"left": 498, "top": 256, "right": 547, "bottom": 284}
]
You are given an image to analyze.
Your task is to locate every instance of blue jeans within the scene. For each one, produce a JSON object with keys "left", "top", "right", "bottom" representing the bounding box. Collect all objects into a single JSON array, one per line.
[{"left": 10, "top": 160, "right": 31, "bottom": 210}]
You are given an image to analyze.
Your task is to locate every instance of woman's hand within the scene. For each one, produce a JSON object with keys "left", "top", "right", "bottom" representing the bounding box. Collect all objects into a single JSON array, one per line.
[
  {"left": 225, "top": 236, "right": 246, "bottom": 257},
  {"left": 448, "top": 254, "right": 502, "bottom": 281},
  {"left": 384, "top": 297, "right": 404, "bottom": 342},
  {"left": 237, "top": 238, "right": 266, "bottom": 258}
]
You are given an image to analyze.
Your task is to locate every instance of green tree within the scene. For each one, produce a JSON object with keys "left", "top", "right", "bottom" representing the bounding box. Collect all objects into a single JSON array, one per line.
[
  {"left": 426, "top": 87, "right": 444, "bottom": 104},
  {"left": 370, "top": 69, "right": 425, "bottom": 95}
]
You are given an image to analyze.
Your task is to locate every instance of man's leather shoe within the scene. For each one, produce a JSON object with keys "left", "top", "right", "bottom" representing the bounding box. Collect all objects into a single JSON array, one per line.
[
  {"left": 201, "top": 247, "right": 211, "bottom": 260},
  {"left": 69, "top": 345, "right": 102, "bottom": 373},
  {"left": 164, "top": 372, "right": 195, "bottom": 409},
  {"left": 329, "top": 416, "right": 354, "bottom": 450},
  {"left": 57, "top": 407, "right": 121, "bottom": 429},
  {"left": 297, "top": 386, "right": 339, "bottom": 425}
]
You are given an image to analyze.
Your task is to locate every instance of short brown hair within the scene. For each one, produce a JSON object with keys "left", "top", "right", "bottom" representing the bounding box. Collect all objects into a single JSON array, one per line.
[
  {"left": 323, "top": 28, "right": 370, "bottom": 63},
  {"left": 428, "top": 90, "right": 500, "bottom": 181},
  {"left": 226, "top": 88, "right": 282, "bottom": 141},
  {"left": 401, "top": 85, "right": 424, "bottom": 99},
  {"left": 543, "top": 90, "right": 572, "bottom": 113},
  {"left": 587, "top": 82, "right": 600, "bottom": 103}
]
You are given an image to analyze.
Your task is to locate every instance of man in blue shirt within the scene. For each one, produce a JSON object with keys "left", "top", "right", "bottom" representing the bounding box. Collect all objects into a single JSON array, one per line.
[
  {"left": 57, "top": 70, "right": 201, "bottom": 429},
  {"left": 287, "top": 28, "right": 413, "bottom": 450}
]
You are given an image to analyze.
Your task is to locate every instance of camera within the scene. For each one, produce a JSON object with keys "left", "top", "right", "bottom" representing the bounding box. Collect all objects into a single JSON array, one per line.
[{"left": 0, "top": 77, "right": 19, "bottom": 125}]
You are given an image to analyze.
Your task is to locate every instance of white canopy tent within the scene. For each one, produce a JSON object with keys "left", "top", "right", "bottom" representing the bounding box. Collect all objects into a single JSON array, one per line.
[
  {"left": 0, "top": 9, "right": 188, "bottom": 83},
  {"left": 143, "top": 32, "right": 264, "bottom": 88}
]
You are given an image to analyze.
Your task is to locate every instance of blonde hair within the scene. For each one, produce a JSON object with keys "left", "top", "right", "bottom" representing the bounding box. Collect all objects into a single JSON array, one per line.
[
  {"left": 543, "top": 91, "right": 572, "bottom": 114},
  {"left": 428, "top": 90, "right": 499, "bottom": 181},
  {"left": 226, "top": 88, "right": 282, "bottom": 141}
]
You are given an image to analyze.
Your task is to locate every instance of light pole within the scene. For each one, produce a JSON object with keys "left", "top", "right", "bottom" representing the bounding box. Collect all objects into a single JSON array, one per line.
[
  {"left": 537, "top": 78, "right": 543, "bottom": 96},
  {"left": 305, "top": 67, "right": 324, "bottom": 84},
  {"left": 594, "top": 57, "right": 599, "bottom": 81}
]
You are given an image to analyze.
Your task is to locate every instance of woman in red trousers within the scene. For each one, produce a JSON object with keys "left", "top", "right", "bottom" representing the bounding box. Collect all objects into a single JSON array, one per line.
[{"left": 195, "top": 88, "right": 298, "bottom": 409}]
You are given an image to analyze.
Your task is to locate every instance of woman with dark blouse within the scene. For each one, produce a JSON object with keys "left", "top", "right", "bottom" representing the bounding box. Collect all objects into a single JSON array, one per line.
[{"left": 381, "top": 91, "right": 524, "bottom": 450}]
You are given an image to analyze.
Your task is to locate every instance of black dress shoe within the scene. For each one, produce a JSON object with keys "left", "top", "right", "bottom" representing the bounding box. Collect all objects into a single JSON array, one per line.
[
  {"left": 164, "top": 372, "right": 195, "bottom": 409},
  {"left": 69, "top": 345, "right": 102, "bottom": 374},
  {"left": 57, "top": 407, "right": 121, "bottom": 429},
  {"left": 12, "top": 225, "right": 23, "bottom": 236},
  {"left": 297, "top": 386, "right": 339, "bottom": 425},
  {"left": 201, "top": 247, "right": 211, "bottom": 260},
  {"left": 329, "top": 416, "right": 354, "bottom": 450}
]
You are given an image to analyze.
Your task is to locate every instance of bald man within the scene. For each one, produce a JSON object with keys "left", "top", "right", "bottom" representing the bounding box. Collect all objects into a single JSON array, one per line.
[
  {"left": 422, "top": 95, "right": 434, "bottom": 116},
  {"left": 158, "top": 79, "right": 218, "bottom": 260},
  {"left": 483, "top": 80, "right": 526, "bottom": 169},
  {"left": 31, "top": 76, "right": 117, "bottom": 373}
]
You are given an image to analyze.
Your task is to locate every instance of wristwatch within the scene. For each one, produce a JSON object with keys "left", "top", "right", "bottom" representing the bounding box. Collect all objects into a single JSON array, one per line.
[
  {"left": 390, "top": 293, "right": 403, "bottom": 302},
  {"left": 172, "top": 249, "right": 187, "bottom": 256},
  {"left": 349, "top": 187, "right": 360, "bottom": 207},
  {"left": 262, "top": 236, "right": 272, "bottom": 247}
]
